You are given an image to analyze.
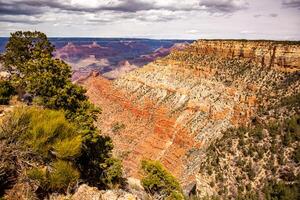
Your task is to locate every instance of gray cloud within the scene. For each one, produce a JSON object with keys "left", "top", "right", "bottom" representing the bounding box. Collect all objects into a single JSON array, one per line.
[
  {"left": 0, "top": 0, "right": 249, "bottom": 25},
  {"left": 103, "top": 0, "right": 156, "bottom": 12},
  {"left": 269, "top": 13, "right": 278, "bottom": 17},
  {"left": 199, "top": 0, "right": 249, "bottom": 13},
  {"left": 282, "top": 0, "right": 300, "bottom": 9},
  {"left": 0, "top": 0, "right": 163, "bottom": 15},
  {"left": 0, "top": 0, "right": 249, "bottom": 16},
  {"left": 86, "top": 19, "right": 114, "bottom": 24},
  {"left": 0, "top": 15, "right": 41, "bottom": 24},
  {"left": 0, "top": 1, "right": 44, "bottom": 15},
  {"left": 86, "top": 10, "right": 185, "bottom": 24},
  {"left": 135, "top": 13, "right": 182, "bottom": 22},
  {"left": 253, "top": 13, "right": 279, "bottom": 18}
]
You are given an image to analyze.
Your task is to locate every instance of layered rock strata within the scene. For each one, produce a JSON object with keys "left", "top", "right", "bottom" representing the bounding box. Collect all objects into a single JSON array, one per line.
[{"left": 82, "top": 40, "right": 300, "bottom": 191}]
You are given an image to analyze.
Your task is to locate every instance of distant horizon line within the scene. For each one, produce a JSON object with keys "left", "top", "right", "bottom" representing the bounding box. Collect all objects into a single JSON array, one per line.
[
  {"left": 0, "top": 36, "right": 194, "bottom": 41},
  {"left": 0, "top": 36, "right": 299, "bottom": 43}
]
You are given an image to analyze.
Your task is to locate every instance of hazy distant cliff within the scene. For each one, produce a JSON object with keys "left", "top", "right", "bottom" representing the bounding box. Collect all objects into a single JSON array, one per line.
[
  {"left": 48, "top": 39, "right": 191, "bottom": 80},
  {"left": 81, "top": 40, "right": 300, "bottom": 196}
]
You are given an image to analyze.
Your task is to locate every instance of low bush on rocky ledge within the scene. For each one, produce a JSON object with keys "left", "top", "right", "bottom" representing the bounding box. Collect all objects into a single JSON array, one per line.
[
  {"left": 0, "top": 106, "right": 123, "bottom": 197},
  {"left": 141, "top": 159, "right": 184, "bottom": 200},
  {"left": 28, "top": 160, "right": 80, "bottom": 192}
]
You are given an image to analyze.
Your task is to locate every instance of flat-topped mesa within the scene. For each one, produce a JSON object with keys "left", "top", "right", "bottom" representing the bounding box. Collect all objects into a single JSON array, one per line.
[
  {"left": 171, "top": 40, "right": 300, "bottom": 71},
  {"left": 83, "top": 40, "right": 300, "bottom": 191}
]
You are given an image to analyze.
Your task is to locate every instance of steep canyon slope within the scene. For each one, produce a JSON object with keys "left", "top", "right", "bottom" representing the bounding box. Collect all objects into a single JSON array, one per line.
[{"left": 81, "top": 40, "right": 300, "bottom": 195}]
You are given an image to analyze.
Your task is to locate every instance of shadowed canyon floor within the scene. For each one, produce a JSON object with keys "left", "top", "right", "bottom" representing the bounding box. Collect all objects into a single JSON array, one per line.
[{"left": 81, "top": 40, "right": 300, "bottom": 193}]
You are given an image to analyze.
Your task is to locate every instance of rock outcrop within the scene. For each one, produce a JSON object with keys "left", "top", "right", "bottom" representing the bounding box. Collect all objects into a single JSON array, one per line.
[
  {"left": 81, "top": 40, "right": 300, "bottom": 193},
  {"left": 50, "top": 184, "right": 141, "bottom": 200}
]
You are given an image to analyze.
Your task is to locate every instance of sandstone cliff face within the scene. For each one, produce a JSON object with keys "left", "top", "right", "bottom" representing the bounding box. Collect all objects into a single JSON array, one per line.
[
  {"left": 189, "top": 40, "right": 300, "bottom": 71},
  {"left": 82, "top": 40, "right": 300, "bottom": 192}
]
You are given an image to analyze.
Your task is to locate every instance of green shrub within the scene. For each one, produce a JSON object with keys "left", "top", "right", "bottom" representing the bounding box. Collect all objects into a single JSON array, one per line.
[
  {"left": 280, "top": 93, "right": 300, "bottom": 108},
  {"left": 54, "top": 135, "right": 82, "bottom": 160},
  {"left": 141, "top": 160, "right": 183, "bottom": 199},
  {"left": 238, "top": 138, "right": 245, "bottom": 147},
  {"left": 27, "top": 167, "right": 48, "bottom": 189},
  {"left": 99, "top": 157, "right": 124, "bottom": 188},
  {"left": 268, "top": 122, "right": 279, "bottom": 138},
  {"left": 283, "top": 115, "right": 300, "bottom": 147},
  {"left": 250, "top": 125, "right": 263, "bottom": 139},
  {"left": 248, "top": 168, "right": 256, "bottom": 181},
  {"left": 0, "top": 107, "right": 31, "bottom": 142},
  {"left": 236, "top": 191, "right": 259, "bottom": 200},
  {"left": 76, "top": 133, "right": 124, "bottom": 188},
  {"left": 263, "top": 180, "right": 299, "bottom": 200},
  {"left": 111, "top": 122, "right": 125, "bottom": 133},
  {"left": 292, "top": 146, "right": 300, "bottom": 164},
  {"left": 0, "top": 159, "right": 17, "bottom": 197},
  {"left": 49, "top": 161, "right": 80, "bottom": 191},
  {"left": 11, "top": 107, "right": 82, "bottom": 160},
  {"left": 166, "top": 190, "right": 185, "bottom": 200},
  {"left": 28, "top": 161, "right": 80, "bottom": 192},
  {"left": 236, "top": 127, "right": 247, "bottom": 138},
  {"left": 1, "top": 106, "right": 122, "bottom": 192},
  {"left": 207, "top": 166, "right": 213, "bottom": 175},
  {"left": 246, "top": 184, "right": 252, "bottom": 191},
  {"left": 0, "top": 80, "right": 15, "bottom": 105}
]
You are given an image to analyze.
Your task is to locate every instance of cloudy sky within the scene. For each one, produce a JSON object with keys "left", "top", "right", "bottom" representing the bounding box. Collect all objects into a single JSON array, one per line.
[{"left": 0, "top": 0, "right": 299, "bottom": 39}]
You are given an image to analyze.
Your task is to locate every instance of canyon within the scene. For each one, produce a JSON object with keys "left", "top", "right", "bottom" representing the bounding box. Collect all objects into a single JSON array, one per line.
[
  {"left": 0, "top": 38, "right": 191, "bottom": 80},
  {"left": 80, "top": 40, "right": 300, "bottom": 196}
]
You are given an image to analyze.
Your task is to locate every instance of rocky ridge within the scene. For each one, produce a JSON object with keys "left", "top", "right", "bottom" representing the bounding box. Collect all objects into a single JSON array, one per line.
[{"left": 81, "top": 40, "right": 300, "bottom": 194}]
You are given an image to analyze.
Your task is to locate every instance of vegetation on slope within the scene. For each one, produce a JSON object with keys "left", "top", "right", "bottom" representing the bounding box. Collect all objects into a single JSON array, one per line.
[
  {"left": 0, "top": 31, "right": 123, "bottom": 199},
  {"left": 0, "top": 80, "right": 15, "bottom": 105},
  {"left": 163, "top": 38, "right": 300, "bottom": 199},
  {"left": 141, "top": 160, "right": 184, "bottom": 200},
  {"left": 198, "top": 93, "right": 300, "bottom": 199}
]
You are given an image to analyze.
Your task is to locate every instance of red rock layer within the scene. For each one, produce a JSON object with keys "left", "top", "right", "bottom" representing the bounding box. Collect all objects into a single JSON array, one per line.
[{"left": 82, "top": 75, "right": 201, "bottom": 185}]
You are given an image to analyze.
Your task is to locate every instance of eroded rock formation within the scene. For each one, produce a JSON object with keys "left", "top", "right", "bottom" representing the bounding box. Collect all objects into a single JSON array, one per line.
[{"left": 81, "top": 40, "right": 300, "bottom": 192}]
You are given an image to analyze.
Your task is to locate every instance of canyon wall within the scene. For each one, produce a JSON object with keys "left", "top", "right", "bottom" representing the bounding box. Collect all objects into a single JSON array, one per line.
[{"left": 82, "top": 40, "right": 300, "bottom": 192}]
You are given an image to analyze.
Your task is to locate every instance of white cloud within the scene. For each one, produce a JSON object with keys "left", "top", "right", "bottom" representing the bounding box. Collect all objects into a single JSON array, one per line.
[
  {"left": 240, "top": 30, "right": 256, "bottom": 34},
  {"left": 187, "top": 30, "right": 199, "bottom": 34}
]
